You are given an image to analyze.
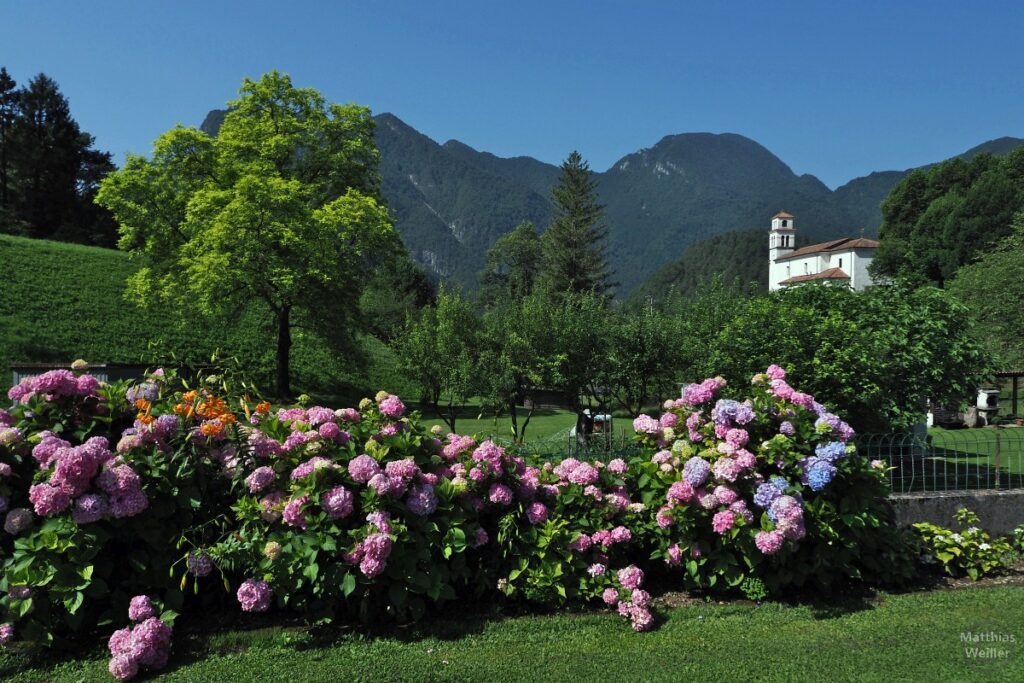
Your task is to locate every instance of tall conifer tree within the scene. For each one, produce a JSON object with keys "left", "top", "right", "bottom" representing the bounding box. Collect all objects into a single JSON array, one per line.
[{"left": 540, "top": 151, "right": 614, "bottom": 297}]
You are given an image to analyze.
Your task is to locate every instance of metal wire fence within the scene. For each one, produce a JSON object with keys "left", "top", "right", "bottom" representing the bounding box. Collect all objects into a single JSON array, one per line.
[{"left": 856, "top": 428, "right": 1024, "bottom": 494}]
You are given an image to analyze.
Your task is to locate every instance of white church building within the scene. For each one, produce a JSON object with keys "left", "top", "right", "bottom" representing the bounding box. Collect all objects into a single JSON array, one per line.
[{"left": 768, "top": 211, "right": 879, "bottom": 292}]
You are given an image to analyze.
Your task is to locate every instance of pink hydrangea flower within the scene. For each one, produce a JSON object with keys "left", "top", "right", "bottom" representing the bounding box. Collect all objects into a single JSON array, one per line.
[
  {"left": 237, "top": 578, "right": 273, "bottom": 612},
  {"left": 128, "top": 595, "right": 155, "bottom": 622},
  {"left": 617, "top": 565, "right": 644, "bottom": 590},
  {"left": 488, "top": 483, "right": 513, "bottom": 505},
  {"left": 378, "top": 395, "right": 406, "bottom": 418},
  {"left": 711, "top": 510, "right": 735, "bottom": 534},
  {"left": 632, "top": 415, "right": 660, "bottom": 435},
  {"left": 526, "top": 501, "right": 549, "bottom": 525},
  {"left": 348, "top": 454, "right": 380, "bottom": 483},
  {"left": 607, "top": 458, "right": 629, "bottom": 475},
  {"left": 755, "top": 530, "right": 785, "bottom": 555}
]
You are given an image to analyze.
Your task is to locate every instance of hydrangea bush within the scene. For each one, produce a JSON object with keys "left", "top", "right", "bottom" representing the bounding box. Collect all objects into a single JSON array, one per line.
[{"left": 0, "top": 363, "right": 918, "bottom": 672}]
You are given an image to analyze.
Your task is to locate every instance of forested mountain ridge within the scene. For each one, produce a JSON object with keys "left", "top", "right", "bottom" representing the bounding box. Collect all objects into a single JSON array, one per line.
[{"left": 200, "top": 108, "right": 1023, "bottom": 296}]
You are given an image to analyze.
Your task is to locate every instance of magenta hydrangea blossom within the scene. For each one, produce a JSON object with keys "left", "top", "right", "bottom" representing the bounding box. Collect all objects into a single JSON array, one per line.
[
  {"left": 632, "top": 415, "right": 660, "bottom": 435},
  {"left": 28, "top": 483, "right": 71, "bottom": 517},
  {"left": 711, "top": 511, "right": 735, "bottom": 534},
  {"left": 337, "top": 407, "right": 361, "bottom": 423},
  {"left": 322, "top": 485, "right": 355, "bottom": 520},
  {"left": 282, "top": 495, "right": 309, "bottom": 529},
  {"left": 607, "top": 458, "right": 628, "bottom": 475},
  {"left": 488, "top": 483, "right": 513, "bottom": 505},
  {"left": 526, "top": 501, "right": 549, "bottom": 525},
  {"left": 246, "top": 466, "right": 275, "bottom": 493},
  {"left": 378, "top": 394, "right": 406, "bottom": 418},
  {"left": 617, "top": 565, "right": 644, "bottom": 590},
  {"left": 348, "top": 454, "right": 380, "bottom": 483},
  {"left": 755, "top": 530, "right": 785, "bottom": 555},
  {"left": 128, "top": 595, "right": 156, "bottom": 622},
  {"left": 237, "top": 578, "right": 273, "bottom": 612}
]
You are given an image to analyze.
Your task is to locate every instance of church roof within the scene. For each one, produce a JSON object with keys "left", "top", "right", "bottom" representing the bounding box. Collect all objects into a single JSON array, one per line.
[
  {"left": 774, "top": 237, "right": 879, "bottom": 262},
  {"left": 772, "top": 211, "right": 795, "bottom": 219},
  {"left": 779, "top": 267, "right": 851, "bottom": 285}
]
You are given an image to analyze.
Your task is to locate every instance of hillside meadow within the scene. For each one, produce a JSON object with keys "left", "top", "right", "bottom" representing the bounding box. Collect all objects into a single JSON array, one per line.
[{"left": 0, "top": 234, "right": 415, "bottom": 401}]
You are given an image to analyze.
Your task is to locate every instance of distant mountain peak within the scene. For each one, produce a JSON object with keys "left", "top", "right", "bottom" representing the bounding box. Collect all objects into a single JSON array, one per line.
[{"left": 197, "top": 106, "right": 1023, "bottom": 296}]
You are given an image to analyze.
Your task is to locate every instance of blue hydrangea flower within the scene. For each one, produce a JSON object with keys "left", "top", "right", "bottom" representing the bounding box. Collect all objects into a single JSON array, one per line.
[
  {"left": 815, "top": 441, "right": 847, "bottom": 463},
  {"left": 711, "top": 399, "right": 756, "bottom": 426},
  {"left": 754, "top": 482, "right": 783, "bottom": 509},
  {"left": 682, "top": 457, "right": 711, "bottom": 487}
]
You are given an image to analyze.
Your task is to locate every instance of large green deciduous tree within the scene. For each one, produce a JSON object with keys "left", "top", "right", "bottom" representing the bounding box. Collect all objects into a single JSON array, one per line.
[
  {"left": 710, "top": 283, "right": 989, "bottom": 432},
  {"left": 871, "top": 149, "right": 1024, "bottom": 287},
  {"left": 599, "top": 304, "right": 676, "bottom": 416},
  {"left": 96, "top": 71, "right": 397, "bottom": 397},
  {"left": 540, "top": 151, "right": 614, "bottom": 297},
  {"left": 478, "top": 220, "right": 542, "bottom": 307},
  {"left": 948, "top": 211, "right": 1024, "bottom": 369},
  {"left": 396, "top": 288, "right": 479, "bottom": 432}
]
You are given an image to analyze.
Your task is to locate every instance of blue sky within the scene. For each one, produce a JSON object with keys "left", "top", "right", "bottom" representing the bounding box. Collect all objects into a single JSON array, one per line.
[{"left": 2, "top": 1, "right": 1023, "bottom": 188}]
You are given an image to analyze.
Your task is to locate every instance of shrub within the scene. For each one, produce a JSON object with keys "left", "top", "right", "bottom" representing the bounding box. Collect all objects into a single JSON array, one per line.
[
  {"left": 1, "top": 362, "right": 918, "bottom": 672},
  {"left": 914, "top": 508, "right": 1014, "bottom": 580}
]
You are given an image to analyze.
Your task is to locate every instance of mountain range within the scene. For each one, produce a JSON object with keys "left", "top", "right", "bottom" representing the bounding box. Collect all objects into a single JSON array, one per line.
[{"left": 200, "top": 110, "right": 1023, "bottom": 296}]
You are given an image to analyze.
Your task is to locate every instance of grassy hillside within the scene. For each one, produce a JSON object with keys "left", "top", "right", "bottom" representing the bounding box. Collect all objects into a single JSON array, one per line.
[{"left": 0, "top": 235, "right": 414, "bottom": 400}]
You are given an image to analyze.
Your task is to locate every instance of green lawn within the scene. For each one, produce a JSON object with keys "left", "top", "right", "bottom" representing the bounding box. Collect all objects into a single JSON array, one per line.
[
  {"left": 859, "top": 427, "right": 1024, "bottom": 492},
  {"left": 416, "top": 403, "right": 638, "bottom": 458},
  {"left": 0, "top": 233, "right": 415, "bottom": 401},
  {"left": 3, "top": 587, "right": 1022, "bottom": 681}
]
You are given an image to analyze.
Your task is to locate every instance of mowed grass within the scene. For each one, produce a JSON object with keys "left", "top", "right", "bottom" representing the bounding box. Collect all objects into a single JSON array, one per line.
[
  {"left": 929, "top": 427, "right": 1024, "bottom": 475},
  {"left": 417, "top": 403, "right": 638, "bottom": 455},
  {"left": 3, "top": 587, "right": 1022, "bottom": 682},
  {"left": 0, "top": 234, "right": 414, "bottom": 400}
]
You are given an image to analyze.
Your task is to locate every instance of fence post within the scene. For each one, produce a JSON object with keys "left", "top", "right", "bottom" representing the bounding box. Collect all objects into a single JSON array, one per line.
[{"left": 994, "top": 429, "right": 1002, "bottom": 489}]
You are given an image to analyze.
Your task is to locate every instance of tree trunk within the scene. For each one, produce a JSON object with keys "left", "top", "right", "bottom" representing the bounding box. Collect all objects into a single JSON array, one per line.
[{"left": 276, "top": 306, "right": 292, "bottom": 399}]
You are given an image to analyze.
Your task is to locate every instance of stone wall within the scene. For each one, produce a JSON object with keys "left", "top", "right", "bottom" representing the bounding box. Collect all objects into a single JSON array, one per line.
[{"left": 890, "top": 490, "right": 1024, "bottom": 535}]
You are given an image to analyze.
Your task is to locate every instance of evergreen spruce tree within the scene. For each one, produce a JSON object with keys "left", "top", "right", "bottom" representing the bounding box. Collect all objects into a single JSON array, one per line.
[
  {"left": 540, "top": 151, "right": 614, "bottom": 297},
  {"left": 1, "top": 71, "right": 116, "bottom": 244},
  {"left": 0, "top": 67, "right": 18, "bottom": 220}
]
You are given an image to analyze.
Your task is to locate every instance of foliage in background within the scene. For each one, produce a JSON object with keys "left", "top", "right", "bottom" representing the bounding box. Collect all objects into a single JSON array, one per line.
[
  {"left": 629, "top": 229, "right": 774, "bottom": 304},
  {"left": 598, "top": 304, "right": 676, "bottom": 417},
  {"left": 96, "top": 71, "right": 398, "bottom": 397},
  {"left": 358, "top": 255, "right": 436, "bottom": 342},
  {"left": 396, "top": 289, "right": 479, "bottom": 432},
  {"left": 914, "top": 508, "right": 1014, "bottom": 580},
  {"left": 0, "top": 67, "right": 116, "bottom": 246},
  {"left": 948, "top": 211, "right": 1024, "bottom": 370},
  {"left": 709, "top": 283, "right": 989, "bottom": 432},
  {"left": 871, "top": 147, "right": 1024, "bottom": 287},
  {"left": 477, "top": 221, "right": 543, "bottom": 308}
]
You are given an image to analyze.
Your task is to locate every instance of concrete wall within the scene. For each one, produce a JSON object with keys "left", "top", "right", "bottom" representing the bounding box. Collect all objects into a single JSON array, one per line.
[{"left": 890, "top": 489, "right": 1024, "bottom": 536}]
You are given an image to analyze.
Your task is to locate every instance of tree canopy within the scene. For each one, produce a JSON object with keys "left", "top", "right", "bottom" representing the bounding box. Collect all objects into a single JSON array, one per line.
[
  {"left": 0, "top": 68, "right": 115, "bottom": 245},
  {"left": 948, "top": 211, "right": 1024, "bottom": 369},
  {"left": 870, "top": 148, "right": 1024, "bottom": 287},
  {"left": 96, "top": 71, "right": 398, "bottom": 397},
  {"left": 477, "top": 221, "right": 543, "bottom": 307}
]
